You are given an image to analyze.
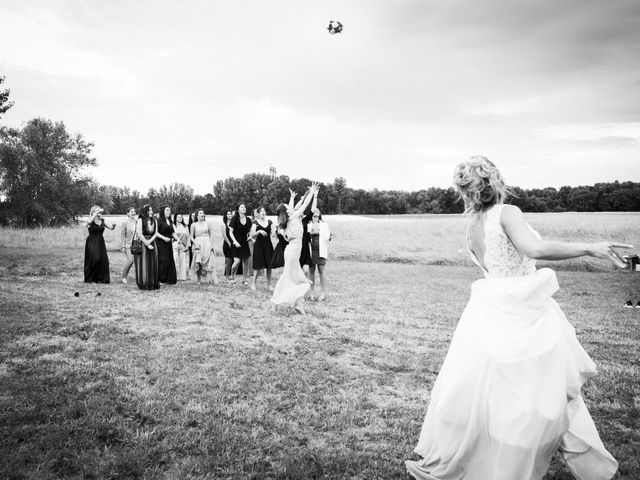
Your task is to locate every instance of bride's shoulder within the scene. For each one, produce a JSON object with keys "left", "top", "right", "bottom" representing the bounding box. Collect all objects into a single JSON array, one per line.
[
  {"left": 499, "top": 204, "right": 529, "bottom": 230},
  {"left": 500, "top": 204, "right": 523, "bottom": 218}
]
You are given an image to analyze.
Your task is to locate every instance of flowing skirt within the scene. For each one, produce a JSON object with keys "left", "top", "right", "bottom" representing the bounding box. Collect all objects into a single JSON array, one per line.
[
  {"left": 271, "top": 238, "right": 310, "bottom": 305},
  {"left": 134, "top": 239, "right": 159, "bottom": 290},
  {"left": 407, "top": 268, "right": 617, "bottom": 480},
  {"left": 157, "top": 239, "right": 177, "bottom": 284},
  {"left": 84, "top": 235, "right": 110, "bottom": 283},
  {"left": 190, "top": 236, "right": 217, "bottom": 282},
  {"left": 173, "top": 244, "right": 190, "bottom": 281},
  {"left": 253, "top": 234, "right": 274, "bottom": 270}
]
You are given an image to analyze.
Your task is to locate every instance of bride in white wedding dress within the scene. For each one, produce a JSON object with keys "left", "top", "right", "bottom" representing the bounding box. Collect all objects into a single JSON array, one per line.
[{"left": 406, "top": 156, "right": 630, "bottom": 480}]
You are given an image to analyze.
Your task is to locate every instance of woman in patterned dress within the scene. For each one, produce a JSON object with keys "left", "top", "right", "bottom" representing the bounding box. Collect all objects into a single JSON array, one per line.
[
  {"left": 189, "top": 209, "right": 216, "bottom": 284},
  {"left": 173, "top": 213, "right": 198, "bottom": 281}
]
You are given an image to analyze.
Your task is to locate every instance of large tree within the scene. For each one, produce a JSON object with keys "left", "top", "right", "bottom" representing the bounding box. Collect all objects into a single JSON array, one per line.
[
  {"left": 0, "top": 118, "right": 97, "bottom": 226},
  {"left": 0, "top": 75, "right": 14, "bottom": 120}
]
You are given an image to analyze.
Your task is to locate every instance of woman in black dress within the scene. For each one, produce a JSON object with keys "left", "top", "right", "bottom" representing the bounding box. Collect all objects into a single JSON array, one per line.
[
  {"left": 221, "top": 210, "right": 234, "bottom": 279},
  {"left": 299, "top": 196, "right": 316, "bottom": 273},
  {"left": 156, "top": 205, "right": 179, "bottom": 285},
  {"left": 188, "top": 211, "right": 197, "bottom": 267},
  {"left": 228, "top": 203, "right": 252, "bottom": 285},
  {"left": 134, "top": 204, "right": 160, "bottom": 290},
  {"left": 250, "top": 206, "right": 275, "bottom": 291},
  {"left": 84, "top": 205, "right": 116, "bottom": 283}
]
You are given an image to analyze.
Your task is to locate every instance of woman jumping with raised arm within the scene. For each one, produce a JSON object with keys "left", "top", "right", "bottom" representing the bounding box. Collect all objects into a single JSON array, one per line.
[{"left": 271, "top": 183, "right": 319, "bottom": 315}]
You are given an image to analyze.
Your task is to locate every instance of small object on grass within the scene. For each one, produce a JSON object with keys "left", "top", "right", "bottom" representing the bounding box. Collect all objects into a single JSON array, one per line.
[
  {"left": 74, "top": 291, "right": 101, "bottom": 297},
  {"left": 624, "top": 300, "right": 634, "bottom": 308}
]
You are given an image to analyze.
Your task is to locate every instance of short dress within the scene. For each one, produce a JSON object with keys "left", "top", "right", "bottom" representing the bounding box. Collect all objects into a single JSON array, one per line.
[
  {"left": 308, "top": 221, "right": 326, "bottom": 266},
  {"left": 252, "top": 220, "right": 274, "bottom": 270},
  {"left": 271, "top": 231, "right": 288, "bottom": 269},
  {"left": 229, "top": 216, "right": 251, "bottom": 259},
  {"left": 299, "top": 211, "right": 313, "bottom": 267}
]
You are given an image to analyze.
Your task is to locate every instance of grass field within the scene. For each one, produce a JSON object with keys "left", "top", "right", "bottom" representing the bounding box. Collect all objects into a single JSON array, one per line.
[{"left": 1, "top": 213, "right": 639, "bottom": 479}]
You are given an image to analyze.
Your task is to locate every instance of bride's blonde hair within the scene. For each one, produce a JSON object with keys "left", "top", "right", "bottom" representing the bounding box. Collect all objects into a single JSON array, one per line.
[{"left": 453, "top": 156, "right": 511, "bottom": 214}]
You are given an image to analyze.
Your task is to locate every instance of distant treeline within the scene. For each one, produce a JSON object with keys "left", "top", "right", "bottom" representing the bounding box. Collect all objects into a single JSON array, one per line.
[
  {"left": 1, "top": 118, "right": 638, "bottom": 227},
  {"left": 97, "top": 174, "right": 640, "bottom": 216}
]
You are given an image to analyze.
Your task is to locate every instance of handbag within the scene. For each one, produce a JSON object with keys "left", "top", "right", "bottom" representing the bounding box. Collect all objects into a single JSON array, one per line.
[{"left": 130, "top": 228, "right": 143, "bottom": 255}]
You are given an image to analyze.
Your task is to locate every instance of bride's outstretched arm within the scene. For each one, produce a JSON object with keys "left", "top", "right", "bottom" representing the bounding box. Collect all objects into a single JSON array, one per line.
[
  {"left": 294, "top": 182, "right": 319, "bottom": 216},
  {"left": 288, "top": 189, "right": 297, "bottom": 211},
  {"left": 501, "top": 204, "right": 631, "bottom": 268}
]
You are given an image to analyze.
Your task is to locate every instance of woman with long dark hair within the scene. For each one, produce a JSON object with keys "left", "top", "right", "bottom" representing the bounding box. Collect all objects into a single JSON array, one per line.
[
  {"left": 156, "top": 205, "right": 179, "bottom": 285},
  {"left": 188, "top": 210, "right": 197, "bottom": 267},
  {"left": 228, "top": 203, "right": 252, "bottom": 285},
  {"left": 271, "top": 183, "right": 319, "bottom": 315},
  {"left": 221, "top": 210, "right": 234, "bottom": 280},
  {"left": 250, "top": 206, "right": 275, "bottom": 291},
  {"left": 134, "top": 204, "right": 160, "bottom": 290}
]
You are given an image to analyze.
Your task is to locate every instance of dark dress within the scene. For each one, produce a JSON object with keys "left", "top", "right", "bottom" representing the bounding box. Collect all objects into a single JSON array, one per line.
[
  {"left": 223, "top": 224, "right": 233, "bottom": 259},
  {"left": 135, "top": 219, "right": 160, "bottom": 290},
  {"left": 157, "top": 219, "right": 177, "bottom": 285},
  {"left": 84, "top": 220, "right": 110, "bottom": 283},
  {"left": 229, "top": 216, "right": 251, "bottom": 259},
  {"left": 310, "top": 233, "right": 327, "bottom": 266},
  {"left": 252, "top": 220, "right": 274, "bottom": 269},
  {"left": 299, "top": 211, "right": 313, "bottom": 267},
  {"left": 271, "top": 232, "right": 288, "bottom": 269}
]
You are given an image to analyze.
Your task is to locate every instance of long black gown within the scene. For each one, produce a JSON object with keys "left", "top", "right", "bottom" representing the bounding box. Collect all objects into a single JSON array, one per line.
[
  {"left": 135, "top": 219, "right": 159, "bottom": 290},
  {"left": 299, "top": 211, "right": 313, "bottom": 267},
  {"left": 157, "top": 219, "right": 177, "bottom": 285},
  {"left": 84, "top": 220, "right": 110, "bottom": 283}
]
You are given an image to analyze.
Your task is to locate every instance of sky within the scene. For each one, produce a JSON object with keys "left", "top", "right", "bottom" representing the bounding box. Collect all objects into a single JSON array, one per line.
[{"left": 1, "top": 0, "right": 639, "bottom": 194}]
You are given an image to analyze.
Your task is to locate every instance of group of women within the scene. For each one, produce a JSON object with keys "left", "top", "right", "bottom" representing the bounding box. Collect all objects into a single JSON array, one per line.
[
  {"left": 83, "top": 188, "right": 332, "bottom": 302},
  {"left": 83, "top": 157, "right": 629, "bottom": 479}
]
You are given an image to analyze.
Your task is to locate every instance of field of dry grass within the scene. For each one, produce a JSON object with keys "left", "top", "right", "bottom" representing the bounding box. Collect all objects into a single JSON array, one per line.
[{"left": 1, "top": 213, "right": 639, "bottom": 479}]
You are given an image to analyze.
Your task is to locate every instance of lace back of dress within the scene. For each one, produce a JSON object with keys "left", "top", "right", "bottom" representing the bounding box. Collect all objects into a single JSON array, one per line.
[{"left": 482, "top": 205, "right": 536, "bottom": 278}]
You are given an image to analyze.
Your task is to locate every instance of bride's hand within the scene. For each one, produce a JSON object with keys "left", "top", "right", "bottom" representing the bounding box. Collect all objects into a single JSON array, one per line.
[{"left": 588, "top": 242, "right": 633, "bottom": 268}]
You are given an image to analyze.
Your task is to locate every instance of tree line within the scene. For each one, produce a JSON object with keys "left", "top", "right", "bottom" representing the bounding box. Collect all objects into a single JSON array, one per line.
[{"left": 1, "top": 117, "right": 639, "bottom": 227}]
